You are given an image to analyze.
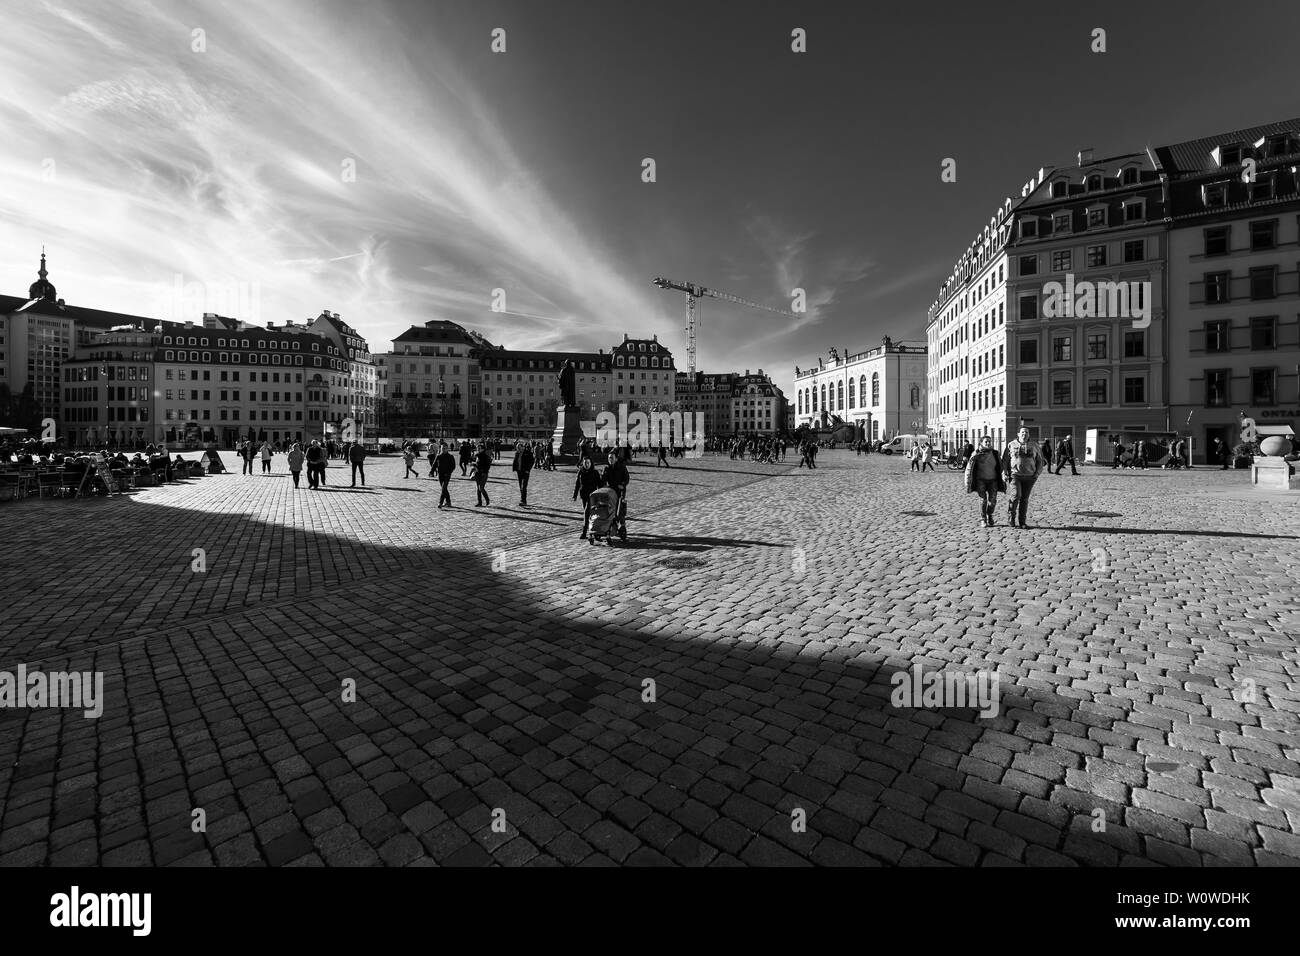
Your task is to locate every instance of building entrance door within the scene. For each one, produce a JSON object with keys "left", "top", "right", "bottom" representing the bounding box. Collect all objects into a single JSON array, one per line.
[{"left": 1204, "top": 425, "right": 1230, "bottom": 466}]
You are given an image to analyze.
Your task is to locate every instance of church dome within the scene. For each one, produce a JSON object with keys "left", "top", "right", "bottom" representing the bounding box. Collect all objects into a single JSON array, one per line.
[{"left": 29, "top": 252, "right": 56, "bottom": 301}]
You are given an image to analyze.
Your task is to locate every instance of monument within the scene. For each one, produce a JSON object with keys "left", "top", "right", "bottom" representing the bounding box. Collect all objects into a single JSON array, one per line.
[{"left": 550, "top": 359, "right": 584, "bottom": 459}]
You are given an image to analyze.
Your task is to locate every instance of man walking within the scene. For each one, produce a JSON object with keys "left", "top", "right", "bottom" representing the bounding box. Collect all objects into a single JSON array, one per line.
[
  {"left": 964, "top": 435, "right": 1005, "bottom": 527},
  {"left": 435, "top": 443, "right": 456, "bottom": 508},
  {"left": 460, "top": 440, "right": 473, "bottom": 477},
  {"left": 909, "top": 442, "right": 921, "bottom": 472},
  {"left": 1053, "top": 435, "right": 1079, "bottom": 475},
  {"left": 239, "top": 439, "right": 255, "bottom": 476},
  {"left": 260, "top": 440, "right": 274, "bottom": 474},
  {"left": 402, "top": 443, "right": 419, "bottom": 478},
  {"left": 513, "top": 441, "right": 534, "bottom": 506},
  {"left": 921, "top": 441, "right": 935, "bottom": 472},
  {"left": 288, "top": 442, "right": 304, "bottom": 488},
  {"left": 1214, "top": 437, "right": 1229, "bottom": 470},
  {"left": 472, "top": 444, "right": 492, "bottom": 506},
  {"left": 305, "top": 440, "right": 324, "bottom": 488},
  {"left": 1002, "top": 426, "right": 1047, "bottom": 529},
  {"left": 349, "top": 441, "right": 367, "bottom": 487},
  {"left": 1111, "top": 435, "right": 1123, "bottom": 469}
]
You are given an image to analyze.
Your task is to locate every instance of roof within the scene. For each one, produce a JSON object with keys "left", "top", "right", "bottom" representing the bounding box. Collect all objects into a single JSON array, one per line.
[
  {"left": 0, "top": 294, "right": 155, "bottom": 328},
  {"left": 392, "top": 320, "right": 497, "bottom": 349},
  {"left": 1154, "top": 118, "right": 1300, "bottom": 177}
]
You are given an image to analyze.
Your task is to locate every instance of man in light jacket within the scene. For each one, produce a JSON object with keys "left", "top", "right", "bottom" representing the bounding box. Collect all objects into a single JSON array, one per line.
[{"left": 1001, "top": 427, "right": 1047, "bottom": 529}]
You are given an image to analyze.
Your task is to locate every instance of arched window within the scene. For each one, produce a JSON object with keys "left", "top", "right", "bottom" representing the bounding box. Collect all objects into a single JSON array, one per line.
[
  {"left": 837, "top": 381, "right": 844, "bottom": 409},
  {"left": 1086, "top": 173, "right": 1102, "bottom": 191},
  {"left": 871, "top": 373, "right": 880, "bottom": 406},
  {"left": 812, "top": 386, "right": 818, "bottom": 412},
  {"left": 848, "top": 378, "right": 855, "bottom": 407},
  {"left": 859, "top": 375, "right": 866, "bottom": 406},
  {"left": 910, "top": 384, "right": 920, "bottom": 408},
  {"left": 820, "top": 383, "right": 827, "bottom": 410}
]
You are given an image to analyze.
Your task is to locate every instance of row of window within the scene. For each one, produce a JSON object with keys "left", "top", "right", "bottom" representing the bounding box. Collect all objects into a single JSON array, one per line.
[
  {"left": 1021, "top": 239, "right": 1146, "bottom": 275},
  {"left": 1203, "top": 219, "right": 1288, "bottom": 257},
  {"left": 162, "top": 350, "right": 342, "bottom": 370},
  {"left": 1018, "top": 331, "right": 1147, "bottom": 364},
  {"left": 797, "top": 374, "right": 882, "bottom": 416},
  {"left": 1016, "top": 378, "right": 1147, "bottom": 407},
  {"left": 1199, "top": 317, "right": 1280, "bottom": 352},
  {"left": 1020, "top": 200, "right": 1147, "bottom": 241},
  {"left": 1019, "top": 284, "right": 1148, "bottom": 320},
  {"left": 1199, "top": 265, "right": 1294, "bottom": 303},
  {"left": 161, "top": 335, "right": 333, "bottom": 354}
]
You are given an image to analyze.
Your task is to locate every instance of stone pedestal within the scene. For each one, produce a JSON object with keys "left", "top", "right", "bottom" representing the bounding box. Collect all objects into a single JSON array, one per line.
[
  {"left": 1250, "top": 456, "right": 1299, "bottom": 490},
  {"left": 550, "top": 405, "right": 584, "bottom": 460}
]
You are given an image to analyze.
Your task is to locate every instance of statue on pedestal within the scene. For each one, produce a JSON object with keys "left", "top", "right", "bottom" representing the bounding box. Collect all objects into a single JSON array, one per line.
[{"left": 557, "top": 359, "right": 576, "bottom": 407}]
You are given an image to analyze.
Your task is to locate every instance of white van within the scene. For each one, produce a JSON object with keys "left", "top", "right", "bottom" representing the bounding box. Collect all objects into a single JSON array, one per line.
[{"left": 879, "top": 433, "right": 929, "bottom": 456}]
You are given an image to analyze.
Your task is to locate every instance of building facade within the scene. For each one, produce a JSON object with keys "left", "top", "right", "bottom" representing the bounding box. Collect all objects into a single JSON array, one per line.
[
  {"left": 1005, "top": 152, "right": 1169, "bottom": 455},
  {"left": 676, "top": 369, "right": 785, "bottom": 438},
  {"left": 60, "top": 314, "right": 347, "bottom": 448},
  {"left": 307, "top": 310, "right": 377, "bottom": 431},
  {"left": 385, "top": 320, "right": 498, "bottom": 438},
  {"left": 795, "top": 338, "right": 928, "bottom": 442},
  {"left": 609, "top": 334, "right": 676, "bottom": 407},
  {"left": 1156, "top": 120, "right": 1300, "bottom": 461}
]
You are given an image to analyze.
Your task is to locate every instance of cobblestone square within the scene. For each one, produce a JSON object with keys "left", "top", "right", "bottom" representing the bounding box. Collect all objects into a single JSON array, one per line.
[{"left": 1, "top": 450, "right": 1296, "bottom": 866}]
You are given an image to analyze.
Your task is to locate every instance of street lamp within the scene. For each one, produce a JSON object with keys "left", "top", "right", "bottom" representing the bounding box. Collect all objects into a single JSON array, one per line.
[{"left": 437, "top": 377, "right": 445, "bottom": 443}]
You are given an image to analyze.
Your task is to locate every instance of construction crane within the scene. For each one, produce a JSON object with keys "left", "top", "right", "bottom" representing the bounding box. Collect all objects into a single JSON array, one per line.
[{"left": 653, "top": 277, "right": 797, "bottom": 374}]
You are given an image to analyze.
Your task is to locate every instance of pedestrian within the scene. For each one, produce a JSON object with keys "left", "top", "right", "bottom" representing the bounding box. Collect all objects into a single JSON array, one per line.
[
  {"left": 657, "top": 444, "right": 670, "bottom": 468},
  {"left": 964, "top": 435, "right": 1006, "bottom": 527},
  {"left": 921, "top": 441, "right": 935, "bottom": 472},
  {"left": 435, "top": 443, "right": 456, "bottom": 507},
  {"left": 1214, "top": 437, "right": 1228, "bottom": 470},
  {"left": 962, "top": 440, "right": 975, "bottom": 467},
  {"left": 1053, "top": 435, "right": 1079, "bottom": 476},
  {"left": 909, "top": 442, "right": 921, "bottom": 472},
  {"left": 460, "top": 440, "right": 473, "bottom": 477},
  {"left": 1001, "top": 426, "right": 1048, "bottom": 529},
  {"left": 601, "top": 450, "right": 630, "bottom": 535},
  {"left": 403, "top": 444, "right": 419, "bottom": 478},
  {"left": 239, "top": 439, "right": 255, "bottom": 476},
  {"left": 472, "top": 445, "right": 492, "bottom": 506},
  {"left": 513, "top": 441, "right": 534, "bottom": 506},
  {"left": 348, "top": 440, "right": 367, "bottom": 487},
  {"left": 305, "top": 440, "right": 324, "bottom": 488},
  {"left": 260, "top": 440, "right": 273, "bottom": 474},
  {"left": 1133, "top": 438, "right": 1147, "bottom": 470},
  {"left": 288, "top": 442, "right": 304, "bottom": 488},
  {"left": 574, "top": 457, "right": 601, "bottom": 539},
  {"left": 1111, "top": 435, "right": 1123, "bottom": 469}
]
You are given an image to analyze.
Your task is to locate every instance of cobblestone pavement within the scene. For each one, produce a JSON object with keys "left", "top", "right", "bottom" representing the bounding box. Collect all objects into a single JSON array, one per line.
[{"left": 1, "top": 451, "right": 1297, "bottom": 866}]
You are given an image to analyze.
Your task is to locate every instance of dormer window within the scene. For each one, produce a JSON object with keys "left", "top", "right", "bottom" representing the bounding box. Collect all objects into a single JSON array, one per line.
[
  {"left": 1250, "top": 173, "right": 1276, "bottom": 202},
  {"left": 1085, "top": 173, "right": 1103, "bottom": 191},
  {"left": 1123, "top": 198, "right": 1145, "bottom": 223},
  {"left": 1052, "top": 212, "right": 1072, "bottom": 234},
  {"left": 1051, "top": 180, "right": 1067, "bottom": 198},
  {"left": 1121, "top": 166, "right": 1139, "bottom": 185},
  {"left": 1087, "top": 205, "right": 1108, "bottom": 228},
  {"left": 1019, "top": 219, "right": 1038, "bottom": 239},
  {"left": 1204, "top": 181, "right": 1228, "bottom": 207},
  {"left": 1266, "top": 133, "right": 1294, "bottom": 157},
  {"left": 1219, "top": 144, "right": 1243, "bottom": 167}
]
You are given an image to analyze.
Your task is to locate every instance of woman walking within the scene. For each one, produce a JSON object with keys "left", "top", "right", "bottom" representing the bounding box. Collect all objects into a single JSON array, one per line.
[
  {"left": 260, "top": 440, "right": 273, "bottom": 474},
  {"left": 964, "top": 435, "right": 1005, "bottom": 527},
  {"left": 288, "top": 442, "right": 305, "bottom": 489}
]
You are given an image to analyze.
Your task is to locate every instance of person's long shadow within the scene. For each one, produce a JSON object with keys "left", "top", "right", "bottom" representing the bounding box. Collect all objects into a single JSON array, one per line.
[
  {"left": 1054, "top": 524, "right": 1298, "bottom": 540},
  {"left": 615, "top": 534, "right": 781, "bottom": 552},
  {"left": 1, "top": 496, "right": 1267, "bottom": 869}
]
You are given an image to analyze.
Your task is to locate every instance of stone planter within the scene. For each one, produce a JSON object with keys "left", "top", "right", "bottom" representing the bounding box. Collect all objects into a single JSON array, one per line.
[{"left": 1260, "top": 436, "right": 1292, "bottom": 457}]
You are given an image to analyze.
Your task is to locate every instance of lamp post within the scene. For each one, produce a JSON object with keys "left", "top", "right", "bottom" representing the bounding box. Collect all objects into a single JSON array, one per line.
[{"left": 437, "top": 377, "right": 445, "bottom": 444}]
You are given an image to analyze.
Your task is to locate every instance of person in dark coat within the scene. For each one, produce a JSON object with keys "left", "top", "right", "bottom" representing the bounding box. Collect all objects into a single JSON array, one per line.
[
  {"left": 573, "top": 458, "right": 602, "bottom": 539},
  {"left": 1053, "top": 436, "right": 1079, "bottom": 475},
  {"left": 964, "top": 435, "right": 1006, "bottom": 527},
  {"left": 305, "top": 440, "right": 325, "bottom": 488},
  {"left": 471, "top": 446, "right": 493, "bottom": 506},
  {"left": 512, "top": 441, "right": 535, "bottom": 506},
  {"left": 601, "top": 451, "right": 630, "bottom": 535},
  {"left": 348, "top": 441, "right": 367, "bottom": 487},
  {"left": 435, "top": 444, "right": 456, "bottom": 507},
  {"left": 459, "top": 441, "right": 474, "bottom": 476}
]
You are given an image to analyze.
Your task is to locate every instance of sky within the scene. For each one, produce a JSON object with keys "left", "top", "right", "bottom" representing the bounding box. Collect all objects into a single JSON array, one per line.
[{"left": 2, "top": 0, "right": 1299, "bottom": 399}]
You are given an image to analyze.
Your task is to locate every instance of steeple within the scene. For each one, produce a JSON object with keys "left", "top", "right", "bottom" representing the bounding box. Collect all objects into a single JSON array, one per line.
[{"left": 29, "top": 248, "right": 57, "bottom": 302}]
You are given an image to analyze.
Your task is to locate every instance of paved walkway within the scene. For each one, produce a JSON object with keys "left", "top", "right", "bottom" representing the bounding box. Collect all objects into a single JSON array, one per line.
[{"left": 1, "top": 451, "right": 1297, "bottom": 866}]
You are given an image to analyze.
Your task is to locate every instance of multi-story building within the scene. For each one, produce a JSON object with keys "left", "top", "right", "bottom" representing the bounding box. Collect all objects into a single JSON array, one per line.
[
  {"left": 1155, "top": 119, "right": 1300, "bottom": 462},
  {"left": 386, "top": 320, "right": 498, "bottom": 438},
  {"left": 677, "top": 369, "right": 785, "bottom": 438},
  {"left": 1005, "top": 151, "right": 1168, "bottom": 454},
  {"left": 61, "top": 314, "right": 347, "bottom": 448},
  {"left": 609, "top": 334, "right": 676, "bottom": 407},
  {"left": 479, "top": 348, "right": 610, "bottom": 439},
  {"left": 795, "top": 338, "right": 929, "bottom": 443},
  {"left": 1, "top": 254, "right": 138, "bottom": 428},
  {"left": 926, "top": 171, "right": 1041, "bottom": 452},
  {"left": 308, "top": 310, "right": 377, "bottom": 430}
]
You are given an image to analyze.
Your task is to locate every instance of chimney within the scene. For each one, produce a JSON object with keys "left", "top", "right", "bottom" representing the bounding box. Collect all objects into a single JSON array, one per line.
[
  {"left": 1078, "top": 147, "right": 1094, "bottom": 166},
  {"left": 624, "top": 333, "right": 629, "bottom": 342}
]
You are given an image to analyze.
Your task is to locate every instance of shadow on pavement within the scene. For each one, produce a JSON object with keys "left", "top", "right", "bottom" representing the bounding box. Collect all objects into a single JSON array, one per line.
[{"left": 0, "top": 495, "right": 1273, "bottom": 869}]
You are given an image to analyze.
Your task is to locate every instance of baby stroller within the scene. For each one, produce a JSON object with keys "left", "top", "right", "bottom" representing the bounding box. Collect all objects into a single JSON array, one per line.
[{"left": 585, "top": 487, "right": 627, "bottom": 545}]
